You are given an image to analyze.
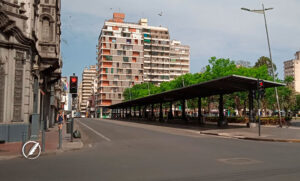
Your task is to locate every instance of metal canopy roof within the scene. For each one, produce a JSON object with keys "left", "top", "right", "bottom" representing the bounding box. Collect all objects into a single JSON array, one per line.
[{"left": 108, "top": 75, "right": 285, "bottom": 109}]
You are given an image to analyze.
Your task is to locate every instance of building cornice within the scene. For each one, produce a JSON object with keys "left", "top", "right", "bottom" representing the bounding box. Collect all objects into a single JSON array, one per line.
[
  {"left": 0, "top": 11, "right": 37, "bottom": 51},
  {"left": 1, "top": 0, "right": 20, "bottom": 8}
]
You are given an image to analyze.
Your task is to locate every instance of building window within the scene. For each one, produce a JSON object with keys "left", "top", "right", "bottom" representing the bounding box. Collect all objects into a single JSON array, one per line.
[
  {"left": 13, "top": 52, "right": 24, "bottom": 122},
  {"left": 42, "top": 17, "right": 52, "bottom": 42},
  {"left": 123, "top": 57, "right": 129, "bottom": 62}
]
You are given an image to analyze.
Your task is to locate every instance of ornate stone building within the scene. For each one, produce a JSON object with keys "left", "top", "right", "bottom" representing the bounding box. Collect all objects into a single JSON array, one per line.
[{"left": 0, "top": 0, "right": 62, "bottom": 142}]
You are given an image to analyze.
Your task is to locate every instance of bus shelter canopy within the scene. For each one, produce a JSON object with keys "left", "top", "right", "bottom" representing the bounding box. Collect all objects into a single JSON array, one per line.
[{"left": 108, "top": 75, "right": 285, "bottom": 109}]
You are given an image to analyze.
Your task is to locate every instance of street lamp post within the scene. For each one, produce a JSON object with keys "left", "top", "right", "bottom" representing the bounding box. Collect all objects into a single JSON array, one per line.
[{"left": 241, "top": 4, "right": 283, "bottom": 127}]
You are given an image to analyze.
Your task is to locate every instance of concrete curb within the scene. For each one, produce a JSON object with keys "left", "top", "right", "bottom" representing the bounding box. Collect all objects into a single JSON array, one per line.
[
  {"left": 0, "top": 155, "right": 21, "bottom": 161},
  {"left": 200, "top": 132, "right": 300, "bottom": 143},
  {"left": 38, "top": 140, "right": 84, "bottom": 157}
]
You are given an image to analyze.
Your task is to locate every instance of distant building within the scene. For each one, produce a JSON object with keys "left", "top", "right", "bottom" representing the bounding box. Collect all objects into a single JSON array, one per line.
[
  {"left": 77, "top": 82, "right": 82, "bottom": 112},
  {"left": 170, "top": 40, "right": 190, "bottom": 80},
  {"left": 80, "top": 65, "right": 97, "bottom": 115},
  {"left": 96, "top": 13, "right": 190, "bottom": 118},
  {"left": 284, "top": 51, "right": 300, "bottom": 93}
]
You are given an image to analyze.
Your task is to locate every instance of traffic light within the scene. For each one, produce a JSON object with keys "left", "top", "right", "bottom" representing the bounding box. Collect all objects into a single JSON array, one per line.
[
  {"left": 70, "top": 76, "right": 78, "bottom": 94},
  {"left": 257, "top": 80, "right": 265, "bottom": 98}
]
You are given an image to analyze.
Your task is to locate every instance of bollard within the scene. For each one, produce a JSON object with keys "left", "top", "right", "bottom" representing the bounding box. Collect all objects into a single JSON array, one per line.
[
  {"left": 70, "top": 118, "right": 74, "bottom": 142},
  {"left": 42, "top": 120, "right": 45, "bottom": 152},
  {"left": 58, "top": 127, "right": 62, "bottom": 149}
]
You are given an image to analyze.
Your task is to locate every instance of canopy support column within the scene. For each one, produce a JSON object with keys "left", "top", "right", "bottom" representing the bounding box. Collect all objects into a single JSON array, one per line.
[
  {"left": 121, "top": 108, "right": 124, "bottom": 119},
  {"left": 139, "top": 106, "right": 141, "bottom": 118},
  {"left": 218, "top": 94, "right": 227, "bottom": 127},
  {"left": 181, "top": 99, "right": 187, "bottom": 124},
  {"left": 143, "top": 105, "right": 147, "bottom": 119},
  {"left": 168, "top": 102, "right": 173, "bottom": 120},
  {"left": 248, "top": 90, "right": 255, "bottom": 127},
  {"left": 134, "top": 106, "right": 136, "bottom": 118},
  {"left": 159, "top": 102, "right": 163, "bottom": 122},
  {"left": 151, "top": 104, "right": 154, "bottom": 121},
  {"left": 198, "top": 97, "right": 204, "bottom": 125}
]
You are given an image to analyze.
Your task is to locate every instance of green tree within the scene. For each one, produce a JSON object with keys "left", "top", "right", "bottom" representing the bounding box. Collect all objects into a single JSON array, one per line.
[
  {"left": 123, "top": 56, "right": 277, "bottom": 119},
  {"left": 278, "top": 76, "right": 296, "bottom": 116},
  {"left": 254, "top": 56, "right": 277, "bottom": 76},
  {"left": 293, "top": 95, "right": 300, "bottom": 114}
]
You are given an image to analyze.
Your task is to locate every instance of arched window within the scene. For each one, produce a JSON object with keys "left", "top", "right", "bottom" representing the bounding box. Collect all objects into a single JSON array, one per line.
[{"left": 42, "top": 17, "right": 52, "bottom": 41}]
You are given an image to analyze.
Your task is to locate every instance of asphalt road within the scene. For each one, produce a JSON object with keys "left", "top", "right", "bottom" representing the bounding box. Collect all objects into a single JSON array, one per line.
[{"left": 1, "top": 118, "right": 300, "bottom": 181}]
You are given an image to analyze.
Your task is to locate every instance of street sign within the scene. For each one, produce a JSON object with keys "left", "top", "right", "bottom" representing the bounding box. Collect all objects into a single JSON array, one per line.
[{"left": 22, "top": 141, "right": 41, "bottom": 160}]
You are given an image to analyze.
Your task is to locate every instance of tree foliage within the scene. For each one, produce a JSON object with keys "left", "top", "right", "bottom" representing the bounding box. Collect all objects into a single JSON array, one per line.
[{"left": 254, "top": 56, "right": 277, "bottom": 76}]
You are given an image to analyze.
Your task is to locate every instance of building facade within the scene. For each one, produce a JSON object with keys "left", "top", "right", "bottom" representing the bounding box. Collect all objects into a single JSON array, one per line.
[
  {"left": 284, "top": 51, "right": 300, "bottom": 93},
  {"left": 96, "top": 13, "right": 190, "bottom": 118},
  {"left": 169, "top": 40, "right": 190, "bottom": 80},
  {"left": 80, "top": 65, "right": 97, "bottom": 116},
  {"left": 0, "top": 0, "right": 62, "bottom": 142},
  {"left": 77, "top": 82, "right": 82, "bottom": 112}
]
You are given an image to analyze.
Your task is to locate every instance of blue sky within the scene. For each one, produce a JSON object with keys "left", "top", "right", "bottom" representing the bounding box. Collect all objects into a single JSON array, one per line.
[{"left": 61, "top": 0, "right": 300, "bottom": 80}]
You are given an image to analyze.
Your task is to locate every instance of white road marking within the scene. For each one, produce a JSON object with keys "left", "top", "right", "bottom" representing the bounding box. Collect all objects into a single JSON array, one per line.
[{"left": 78, "top": 120, "right": 111, "bottom": 142}]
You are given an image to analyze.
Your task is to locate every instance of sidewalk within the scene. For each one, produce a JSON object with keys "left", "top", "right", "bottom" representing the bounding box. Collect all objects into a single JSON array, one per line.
[
  {"left": 200, "top": 125, "right": 300, "bottom": 143},
  {"left": 116, "top": 118, "right": 300, "bottom": 143},
  {"left": 0, "top": 123, "right": 83, "bottom": 160}
]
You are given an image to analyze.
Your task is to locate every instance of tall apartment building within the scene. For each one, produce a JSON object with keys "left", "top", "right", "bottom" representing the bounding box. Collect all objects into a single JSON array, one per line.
[
  {"left": 96, "top": 13, "right": 190, "bottom": 118},
  {"left": 80, "top": 65, "right": 97, "bottom": 115},
  {"left": 170, "top": 40, "right": 190, "bottom": 80},
  {"left": 284, "top": 51, "right": 300, "bottom": 93},
  {"left": 77, "top": 82, "right": 82, "bottom": 112}
]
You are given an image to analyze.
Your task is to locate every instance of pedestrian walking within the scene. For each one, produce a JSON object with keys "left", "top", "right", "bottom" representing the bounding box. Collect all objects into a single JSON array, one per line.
[{"left": 56, "top": 110, "right": 64, "bottom": 130}]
